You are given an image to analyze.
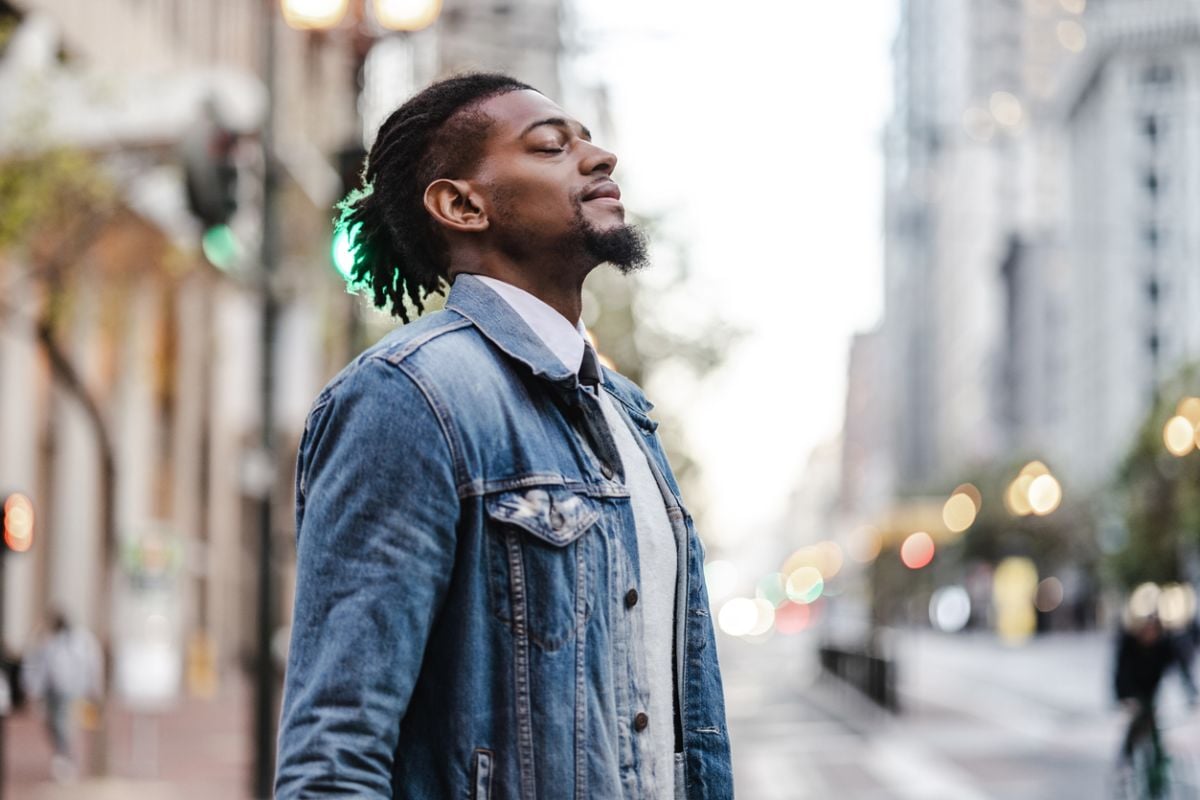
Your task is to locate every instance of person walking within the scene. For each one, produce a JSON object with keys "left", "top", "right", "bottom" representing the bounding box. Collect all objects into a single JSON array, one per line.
[
  {"left": 275, "top": 73, "right": 732, "bottom": 799},
  {"left": 22, "top": 611, "right": 102, "bottom": 781}
]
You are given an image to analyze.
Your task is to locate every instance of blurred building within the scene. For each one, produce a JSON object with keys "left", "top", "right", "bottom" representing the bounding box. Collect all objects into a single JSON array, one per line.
[
  {"left": 0, "top": 0, "right": 572, "bottom": 699},
  {"left": 862, "top": 0, "right": 1200, "bottom": 507},
  {"left": 1051, "top": 0, "right": 1200, "bottom": 486},
  {"left": 838, "top": 329, "right": 890, "bottom": 519}
]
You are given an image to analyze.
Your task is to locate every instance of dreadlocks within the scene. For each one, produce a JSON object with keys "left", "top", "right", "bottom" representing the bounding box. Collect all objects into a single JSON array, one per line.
[{"left": 337, "top": 73, "right": 534, "bottom": 322}]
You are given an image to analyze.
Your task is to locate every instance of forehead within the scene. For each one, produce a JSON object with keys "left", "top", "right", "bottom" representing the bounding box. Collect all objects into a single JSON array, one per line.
[{"left": 476, "top": 89, "right": 581, "bottom": 140}]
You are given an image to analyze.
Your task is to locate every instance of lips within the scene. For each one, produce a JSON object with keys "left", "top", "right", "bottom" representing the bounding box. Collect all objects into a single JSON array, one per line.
[{"left": 581, "top": 181, "right": 622, "bottom": 202}]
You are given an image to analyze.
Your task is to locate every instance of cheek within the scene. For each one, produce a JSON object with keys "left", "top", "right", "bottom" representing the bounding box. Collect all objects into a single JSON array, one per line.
[{"left": 495, "top": 181, "right": 575, "bottom": 226}]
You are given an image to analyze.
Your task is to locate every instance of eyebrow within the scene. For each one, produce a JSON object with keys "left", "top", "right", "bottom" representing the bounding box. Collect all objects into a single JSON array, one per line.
[{"left": 520, "top": 117, "right": 592, "bottom": 142}]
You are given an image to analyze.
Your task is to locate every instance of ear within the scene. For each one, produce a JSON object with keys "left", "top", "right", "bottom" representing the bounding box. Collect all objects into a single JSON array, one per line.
[{"left": 423, "top": 178, "right": 489, "bottom": 234}]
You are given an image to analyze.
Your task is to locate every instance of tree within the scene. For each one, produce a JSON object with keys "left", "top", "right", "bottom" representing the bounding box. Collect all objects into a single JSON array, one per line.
[
  {"left": 0, "top": 144, "right": 164, "bottom": 774},
  {"left": 1109, "top": 366, "right": 1200, "bottom": 589}
]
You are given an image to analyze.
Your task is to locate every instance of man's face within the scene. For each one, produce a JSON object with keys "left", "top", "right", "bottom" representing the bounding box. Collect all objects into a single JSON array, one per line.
[{"left": 468, "top": 90, "right": 646, "bottom": 272}]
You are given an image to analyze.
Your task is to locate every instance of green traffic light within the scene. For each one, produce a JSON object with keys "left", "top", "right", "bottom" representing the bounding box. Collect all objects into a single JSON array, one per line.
[
  {"left": 202, "top": 224, "right": 241, "bottom": 271},
  {"left": 331, "top": 219, "right": 362, "bottom": 283}
]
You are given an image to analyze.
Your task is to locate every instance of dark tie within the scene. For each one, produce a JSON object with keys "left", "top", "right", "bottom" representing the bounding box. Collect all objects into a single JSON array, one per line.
[{"left": 579, "top": 342, "right": 602, "bottom": 388}]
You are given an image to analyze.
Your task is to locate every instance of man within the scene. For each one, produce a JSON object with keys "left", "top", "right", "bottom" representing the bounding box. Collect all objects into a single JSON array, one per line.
[
  {"left": 1115, "top": 613, "right": 1196, "bottom": 775},
  {"left": 22, "top": 611, "right": 102, "bottom": 782},
  {"left": 275, "top": 74, "right": 732, "bottom": 799}
]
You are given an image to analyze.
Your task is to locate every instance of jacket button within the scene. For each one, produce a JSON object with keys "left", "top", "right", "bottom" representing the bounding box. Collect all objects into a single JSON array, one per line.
[
  {"left": 633, "top": 712, "right": 649, "bottom": 732},
  {"left": 625, "top": 589, "right": 639, "bottom": 608},
  {"left": 601, "top": 463, "right": 614, "bottom": 480}
]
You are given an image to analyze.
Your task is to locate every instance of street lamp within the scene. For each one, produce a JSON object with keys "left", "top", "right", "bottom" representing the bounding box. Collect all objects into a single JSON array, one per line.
[
  {"left": 281, "top": 0, "right": 442, "bottom": 31},
  {"left": 249, "top": 4, "right": 445, "bottom": 797}
]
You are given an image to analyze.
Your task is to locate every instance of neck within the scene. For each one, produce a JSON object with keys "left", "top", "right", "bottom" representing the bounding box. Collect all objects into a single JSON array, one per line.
[{"left": 454, "top": 252, "right": 593, "bottom": 324}]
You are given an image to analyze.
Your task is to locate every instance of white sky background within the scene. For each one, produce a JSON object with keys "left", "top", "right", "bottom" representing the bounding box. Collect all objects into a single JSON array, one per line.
[{"left": 570, "top": 2, "right": 898, "bottom": 552}]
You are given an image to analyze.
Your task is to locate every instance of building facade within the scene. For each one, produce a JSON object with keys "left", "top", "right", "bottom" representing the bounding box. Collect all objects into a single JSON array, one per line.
[
  {"left": 866, "top": 0, "right": 1200, "bottom": 507},
  {"left": 0, "top": 0, "right": 571, "bottom": 695}
]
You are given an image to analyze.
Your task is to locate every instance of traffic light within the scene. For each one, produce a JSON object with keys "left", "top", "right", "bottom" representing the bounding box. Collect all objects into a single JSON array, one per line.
[
  {"left": 183, "top": 114, "right": 238, "bottom": 228},
  {"left": 182, "top": 101, "right": 241, "bottom": 270},
  {"left": 2, "top": 493, "right": 33, "bottom": 553}
]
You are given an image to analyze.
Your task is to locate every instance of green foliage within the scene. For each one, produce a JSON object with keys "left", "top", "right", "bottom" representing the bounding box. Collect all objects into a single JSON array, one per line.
[
  {"left": 1109, "top": 367, "right": 1200, "bottom": 589},
  {"left": 0, "top": 147, "right": 115, "bottom": 253}
]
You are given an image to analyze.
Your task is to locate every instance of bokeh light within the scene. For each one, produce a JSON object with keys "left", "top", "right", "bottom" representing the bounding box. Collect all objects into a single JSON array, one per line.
[
  {"left": 755, "top": 573, "right": 787, "bottom": 608},
  {"left": 1177, "top": 397, "right": 1200, "bottom": 426},
  {"left": 1158, "top": 584, "right": 1197, "bottom": 630},
  {"left": 372, "top": 0, "right": 443, "bottom": 31},
  {"left": 774, "top": 601, "right": 811, "bottom": 635},
  {"left": 784, "top": 567, "right": 824, "bottom": 604},
  {"left": 703, "top": 560, "right": 738, "bottom": 602},
  {"left": 717, "top": 598, "right": 758, "bottom": 637},
  {"left": 1007, "top": 461, "right": 1061, "bottom": 516},
  {"left": 1056, "top": 19, "right": 1087, "bottom": 52},
  {"left": 1164, "top": 415, "right": 1196, "bottom": 456},
  {"left": 747, "top": 599, "right": 777, "bottom": 637},
  {"left": 3, "top": 493, "right": 34, "bottom": 553},
  {"left": 847, "top": 526, "right": 882, "bottom": 563},
  {"left": 900, "top": 532, "right": 935, "bottom": 570},
  {"left": 1129, "top": 582, "right": 1161, "bottom": 619},
  {"left": 930, "top": 586, "right": 972, "bottom": 632},
  {"left": 1035, "top": 577, "right": 1064, "bottom": 613},
  {"left": 814, "top": 541, "right": 844, "bottom": 579},
  {"left": 942, "top": 491, "right": 978, "bottom": 533},
  {"left": 280, "top": 0, "right": 349, "bottom": 30},
  {"left": 989, "top": 91, "right": 1024, "bottom": 127},
  {"left": 1005, "top": 474, "right": 1035, "bottom": 516},
  {"left": 1027, "top": 474, "right": 1062, "bottom": 516}
]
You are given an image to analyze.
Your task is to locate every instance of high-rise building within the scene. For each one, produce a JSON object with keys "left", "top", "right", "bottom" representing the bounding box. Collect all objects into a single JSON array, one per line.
[
  {"left": 868, "top": 0, "right": 1200, "bottom": 509},
  {"left": 1052, "top": 0, "right": 1200, "bottom": 486}
]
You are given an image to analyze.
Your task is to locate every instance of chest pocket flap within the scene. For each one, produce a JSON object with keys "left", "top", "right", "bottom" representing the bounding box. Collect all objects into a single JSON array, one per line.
[{"left": 485, "top": 486, "right": 599, "bottom": 547}]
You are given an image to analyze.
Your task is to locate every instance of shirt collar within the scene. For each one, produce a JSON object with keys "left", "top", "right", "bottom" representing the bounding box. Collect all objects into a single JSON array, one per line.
[{"left": 469, "top": 274, "right": 588, "bottom": 375}]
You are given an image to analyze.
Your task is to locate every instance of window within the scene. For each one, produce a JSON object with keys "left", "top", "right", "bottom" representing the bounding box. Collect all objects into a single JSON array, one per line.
[
  {"left": 1142, "top": 115, "right": 1159, "bottom": 142},
  {"left": 1142, "top": 64, "right": 1175, "bottom": 85}
]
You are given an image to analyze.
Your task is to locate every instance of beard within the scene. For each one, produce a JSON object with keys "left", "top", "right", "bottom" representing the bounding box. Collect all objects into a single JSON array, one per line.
[{"left": 571, "top": 204, "right": 650, "bottom": 274}]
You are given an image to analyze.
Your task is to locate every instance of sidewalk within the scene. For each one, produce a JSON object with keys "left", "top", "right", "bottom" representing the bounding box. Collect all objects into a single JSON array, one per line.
[{"left": 5, "top": 672, "right": 255, "bottom": 800}]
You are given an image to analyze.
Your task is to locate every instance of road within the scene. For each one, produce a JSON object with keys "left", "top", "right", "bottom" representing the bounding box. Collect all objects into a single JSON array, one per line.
[
  {"left": 725, "top": 629, "right": 1200, "bottom": 799},
  {"left": 8, "top": 627, "right": 1200, "bottom": 798}
]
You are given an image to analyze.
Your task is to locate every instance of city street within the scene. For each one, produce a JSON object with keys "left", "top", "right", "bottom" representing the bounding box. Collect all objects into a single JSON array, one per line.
[
  {"left": 726, "top": 629, "right": 1200, "bottom": 799},
  {"left": 6, "top": 629, "right": 1200, "bottom": 798}
]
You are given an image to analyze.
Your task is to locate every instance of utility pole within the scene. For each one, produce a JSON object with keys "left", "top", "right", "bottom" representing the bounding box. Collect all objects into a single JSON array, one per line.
[{"left": 253, "top": 0, "right": 280, "bottom": 796}]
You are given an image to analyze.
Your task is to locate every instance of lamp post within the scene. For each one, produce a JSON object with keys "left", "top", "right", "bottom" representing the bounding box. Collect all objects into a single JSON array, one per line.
[
  {"left": 250, "top": 3, "right": 443, "bottom": 797},
  {"left": 251, "top": 2, "right": 280, "bottom": 797}
]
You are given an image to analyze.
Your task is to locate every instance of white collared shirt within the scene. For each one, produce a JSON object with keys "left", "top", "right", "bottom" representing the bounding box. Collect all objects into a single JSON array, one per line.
[
  {"left": 472, "top": 275, "right": 587, "bottom": 374},
  {"left": 470, "top": 273, "right": 679, "bottom": 798}
]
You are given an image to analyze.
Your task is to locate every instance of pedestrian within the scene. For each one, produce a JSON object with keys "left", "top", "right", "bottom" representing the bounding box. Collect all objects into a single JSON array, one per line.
[
  {"left": 275, "top": 73, "right": 732, "bottom": 799},
  {"left": 22, "top": 610, "right": 103, "bottom": 782}
]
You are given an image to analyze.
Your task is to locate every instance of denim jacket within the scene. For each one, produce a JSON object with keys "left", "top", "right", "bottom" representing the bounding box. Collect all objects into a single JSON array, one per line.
[{"left": 276, "top": 275, "right": 732, "bottom": 799}]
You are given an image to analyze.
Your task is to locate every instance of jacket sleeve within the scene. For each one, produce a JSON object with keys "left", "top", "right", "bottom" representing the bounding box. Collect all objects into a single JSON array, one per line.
[{"left": 275, "top": 358, "right": 461, "bottom": 799}]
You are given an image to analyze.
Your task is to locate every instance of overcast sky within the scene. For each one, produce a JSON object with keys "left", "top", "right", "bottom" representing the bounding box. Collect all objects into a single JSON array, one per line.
[{"left": 572, "top": 2, "right": 898, "bottom": 552}]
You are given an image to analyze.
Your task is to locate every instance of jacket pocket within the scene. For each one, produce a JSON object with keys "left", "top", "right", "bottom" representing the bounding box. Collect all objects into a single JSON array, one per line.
[
  {"left": 471, "top": 748, "right": 493, "bottom": 800},
  {"left": 484, "top": 485, "right": 600, "bottom": 651}
]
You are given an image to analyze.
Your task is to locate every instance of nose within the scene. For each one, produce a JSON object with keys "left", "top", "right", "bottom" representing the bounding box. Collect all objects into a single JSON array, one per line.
[{"left": 579, "top": 141, "right": 617, "bottom": 176}]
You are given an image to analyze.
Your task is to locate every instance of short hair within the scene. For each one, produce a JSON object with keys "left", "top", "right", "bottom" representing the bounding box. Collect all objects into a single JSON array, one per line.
[{"left": 337, "top": 73, "right": 534, "bottom": 321}]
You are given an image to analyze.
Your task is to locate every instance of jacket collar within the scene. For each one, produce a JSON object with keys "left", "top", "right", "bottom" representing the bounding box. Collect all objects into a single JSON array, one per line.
[
  {"left": 446, "top": 274, "right": 656, "bottom": 421},
  {"left": 446, "top": 274, "right": 578, "bottom": 386}
]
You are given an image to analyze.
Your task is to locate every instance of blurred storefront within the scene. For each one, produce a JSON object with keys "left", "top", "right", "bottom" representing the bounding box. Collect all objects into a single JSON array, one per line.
[{"left": 0, "top": 0, "right": 576, "bottom": 707}]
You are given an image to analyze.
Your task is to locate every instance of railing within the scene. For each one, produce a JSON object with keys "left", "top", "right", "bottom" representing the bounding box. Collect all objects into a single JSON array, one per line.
[{"left": 818, "top": 643, "right": 899, "bottom": 711}]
